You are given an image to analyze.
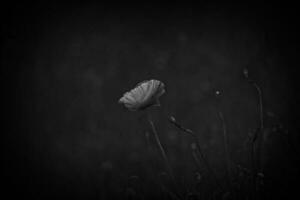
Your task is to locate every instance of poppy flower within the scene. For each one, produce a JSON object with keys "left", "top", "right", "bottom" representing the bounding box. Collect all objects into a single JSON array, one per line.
[{"left": 119, "top": 79, "right": 165, "bottom": 111}]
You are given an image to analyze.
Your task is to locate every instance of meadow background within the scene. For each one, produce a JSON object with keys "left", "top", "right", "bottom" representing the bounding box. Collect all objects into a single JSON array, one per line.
[{"left": 3, "top": 2, "right": 299, "bottom": 199}]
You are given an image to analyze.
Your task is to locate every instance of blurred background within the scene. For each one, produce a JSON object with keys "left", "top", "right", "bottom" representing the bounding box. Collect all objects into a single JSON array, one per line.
[{"left": 3, "top": 2, "right": 299, "bottom": 200}]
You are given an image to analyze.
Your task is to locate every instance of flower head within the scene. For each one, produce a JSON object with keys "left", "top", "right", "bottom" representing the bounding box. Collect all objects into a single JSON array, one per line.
[{"left": 119, "top": 79, "right": 165, "bottom": 111}]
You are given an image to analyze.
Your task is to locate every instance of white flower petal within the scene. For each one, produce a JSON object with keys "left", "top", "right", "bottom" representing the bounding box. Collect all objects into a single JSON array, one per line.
[{"left": 119, "top": 79, "right": 165, "bottom": 111}]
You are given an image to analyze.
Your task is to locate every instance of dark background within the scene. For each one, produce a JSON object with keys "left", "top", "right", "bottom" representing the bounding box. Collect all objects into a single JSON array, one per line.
[{"left": 2, "top": 2, "right": 299, "bottom": 199}]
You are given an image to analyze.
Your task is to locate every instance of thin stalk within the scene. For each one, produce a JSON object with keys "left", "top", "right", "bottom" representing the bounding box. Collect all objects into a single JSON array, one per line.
[
  {"left": 169, "top": 117, "right": 225, "bottom": 192},
  {"left": 191, "top": 147, "right": 202, "bottom": 170},
  {"left": 250, "top": 81, "right": 264, "bottom": 173},
  {"left": 147, "top": 112, "right": 182, "bottom": 199},
  {"left": 250, "top": 142, "right": 256, "bottom": 200},
  {"left": 249, "top": 128, "right": 259, "bottom": 200},
  {"left": 218, "top": 111, "right": 232, "bottom": 186},
  {"left": 252, "top": 83, "right": 264, "bottom": 131},
  {"left": 148, "top": 118, "right": 175, "bottom": 181},
  {"left": 245, "top": 72, "right": 264, "bottom": 199}
]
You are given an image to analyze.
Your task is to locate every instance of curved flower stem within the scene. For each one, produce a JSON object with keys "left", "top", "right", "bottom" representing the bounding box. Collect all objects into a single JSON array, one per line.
[
  {"left": 146, "top": 112, "right": 182, "bottom": 199},
  {"left": 250, "top": 132, "right": 257, "bottom": 200},
  {"left": 254, "top": 83, "right": 264, "bottom": 130},
  {"left": 252, "top": 82, "right": 264, "bottom": 172},
  {"left": 248, "top": 128, "right": 259, "bottom": 200},
  {"left": 252, "top": 82, "right": 264, "bottom": 131},
  {"left": 169, "top": 116, "right": 225, "bottom": 192},
  {"left": 247, "top": 78, "right": 264, "bottom": 200},
  {"left": 246, "top": 79, "right": 264, "bottom": 174},
  {"left": 218, "top": 111, "right": 232, "bottom": 186}
]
